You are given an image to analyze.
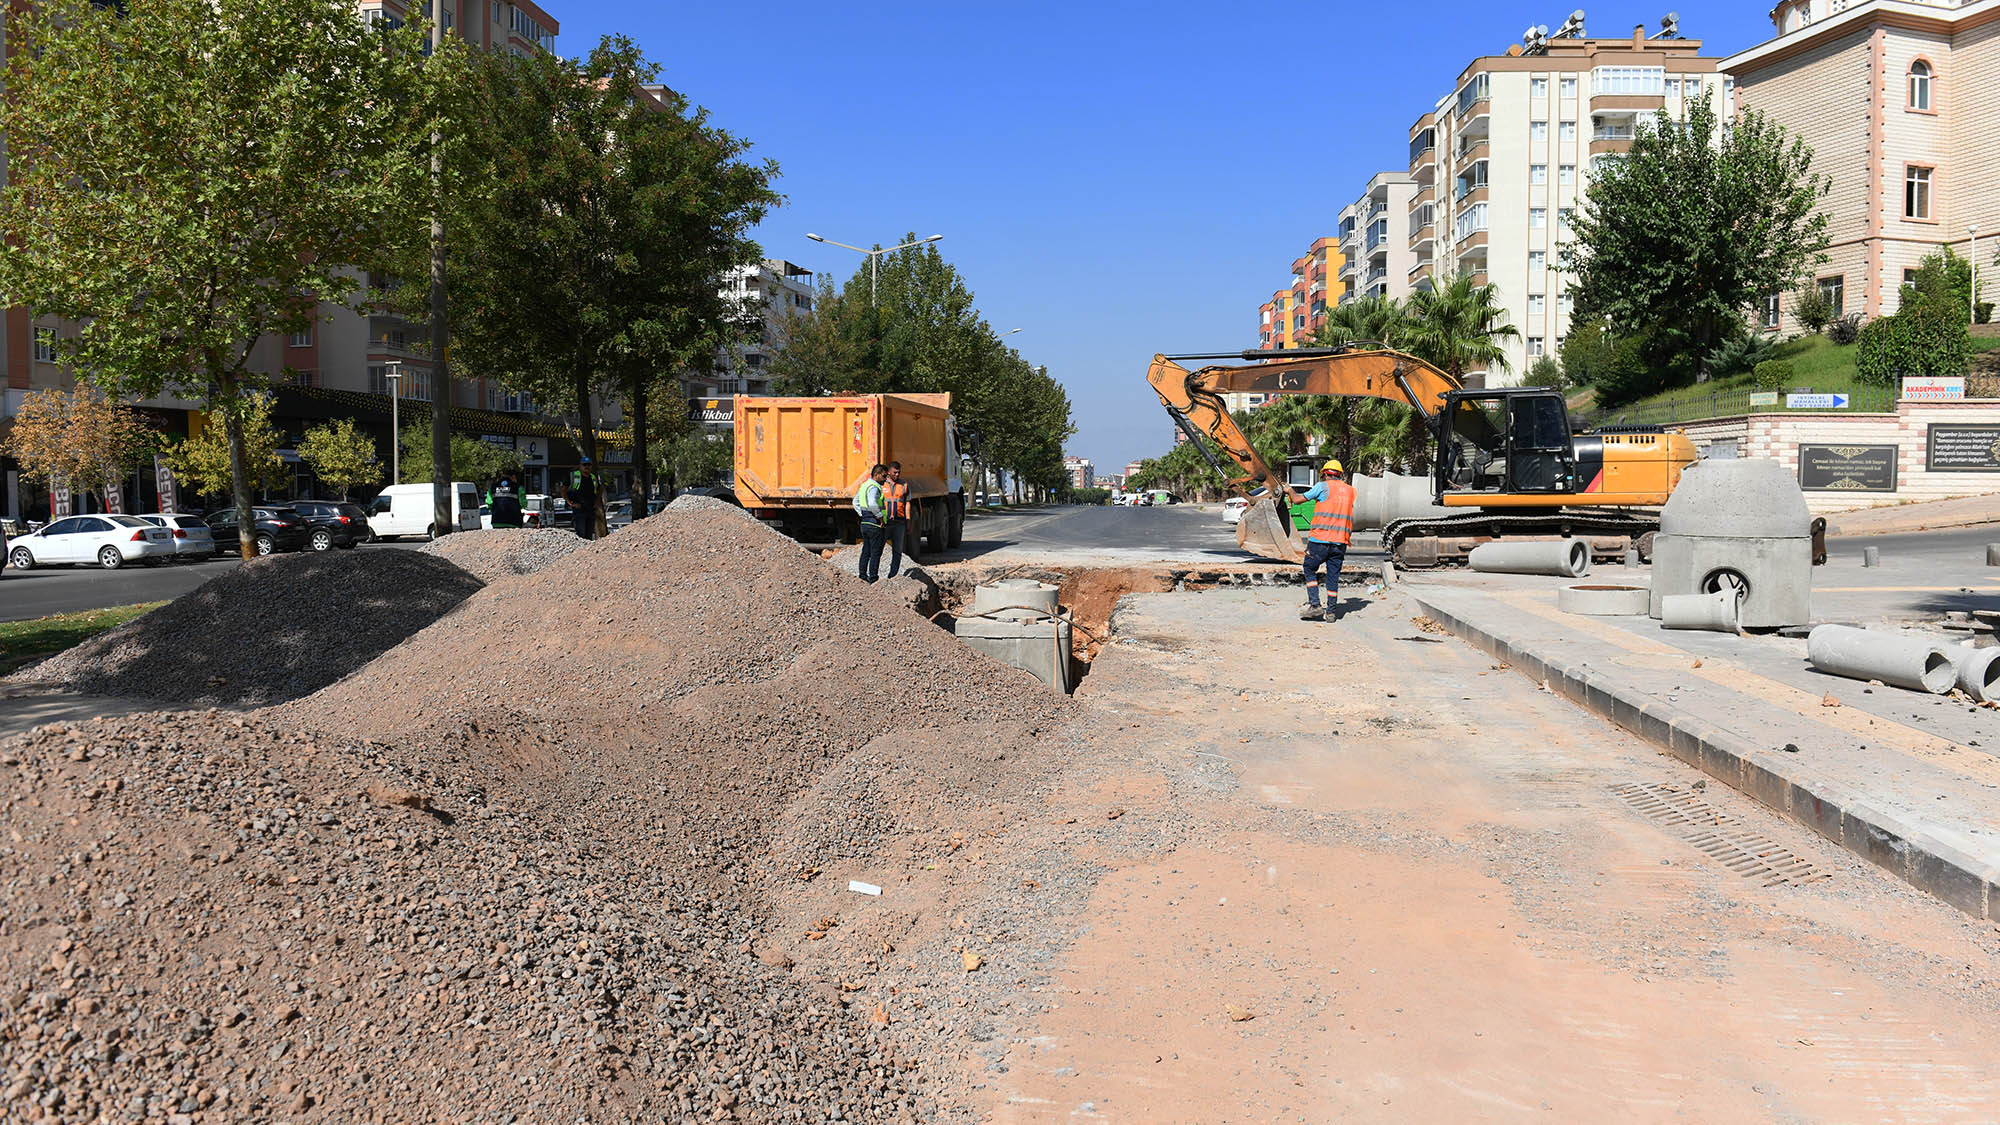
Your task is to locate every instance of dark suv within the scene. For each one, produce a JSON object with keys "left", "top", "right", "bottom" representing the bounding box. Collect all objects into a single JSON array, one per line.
[
  {"left": 287, "top": 499, "right": 372, "bottom": 550},
  {"left": 202, "top": 506, "right": 311, "bottom": 556}
]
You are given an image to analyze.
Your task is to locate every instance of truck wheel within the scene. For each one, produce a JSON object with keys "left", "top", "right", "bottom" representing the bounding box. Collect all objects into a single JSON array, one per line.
[
  {"left": 947, "top": 496, "right": 965, "bottom": 549},
  {"left": 924, "top": 503, "right": 949, "bottom": 554}
]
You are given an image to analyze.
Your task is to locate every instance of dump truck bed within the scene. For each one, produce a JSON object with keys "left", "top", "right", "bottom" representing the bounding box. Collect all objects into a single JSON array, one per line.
[{"left": 734, "top": 394, "right": 952, "bottom": 509}]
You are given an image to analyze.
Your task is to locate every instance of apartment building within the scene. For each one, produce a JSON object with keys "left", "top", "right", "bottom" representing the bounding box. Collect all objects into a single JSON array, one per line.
[
  {"left": 1338, "top": 173, "right": 1421, "bottom": 305},
  {"left": 2, "top": 1, "right": 579, "bottom": 520},
  {"left": 690, "top": 259, "right": 816, "bottom": 399},
  {"left": 1725, "top": 0, "right": 1999, "bottom": 329},
  {"left": 1257, "top": 236, "right": 1342, "bottom": 350},
  {"left": 1416, "top": 17, "right": 1723, "bottom": 384},
  {"left": 1064, "top": 456, "right": 1094, "bottom": 490}
]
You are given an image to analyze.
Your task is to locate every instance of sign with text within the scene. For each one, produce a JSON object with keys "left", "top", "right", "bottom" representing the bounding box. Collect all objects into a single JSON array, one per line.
[
  {"left": 1786, "top": 392, "right": 1850, "bottom": 409},
  {"left": 154, "top": 456, "right": 178, "bottom": 515},
  {"left": 1902, "top": 376, "right": 1965, "bottom": 402},
  {"left": 1927, "top": 423, "right": 2000, "bottom": 472},
  {"left": 1748, "top": 391, "right": 1779, "bottom": 407},
  {"left": 51, "top": 478, "right": 71, "bottom": 518},
  {"left": 687, "top": 397, "right": 733, "bottom": 429},
  {"left": 519, "top": 437, "right": 548, "bottom": 467},
  {"left": 1798, "top": 444, "right": 1898, "bottom": 492}
]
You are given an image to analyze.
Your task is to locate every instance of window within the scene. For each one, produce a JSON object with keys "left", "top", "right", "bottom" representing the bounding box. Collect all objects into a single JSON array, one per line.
[
  {"left": 1818, "top": 276, "right": 1845, "bottom": 317},
  {"left": 288, "top": 327, "right": 312, "bottom": 348},
  {"left": 1529, "top": 208, "right": 1547, "bottom": 230},
  {"left": 1529, "top": 163, "right": 1547, "bottom": 185},
  {"left": 1409, "top": 127, "right": 1436, "bottom": 162},
  {"left": 1905, "top": 165, "right": 1932, "bottom": 220},
  {"left": 1723, "top": 77, "right": 1735, "bottom": 102},
  {"left": 1531, "top": 77, "right": 1549, "bottom": 98},
  {"left": 1903, "top": 268, "right": 1921, "bottom": 288},
  {"left": 1559, "top": 120, "right": 1577, "bottom": 142},
  {"left": 1456, "top": 73, "right": 1491, "bottom": 113},
  {"left": 1454, "top": 161, "right": 1488, "bottom": 200},
  {"left": 1560, "top": 77, "right": 1577, "bottom": 98},
  {"left": 1909, "top": 60, "right": 1933, "bottom": 110},
  {"left": 1528, "top": 250, "right": 1546, "bottom": 273},
  {"left": 1528, "top": 294, "right": 1546, "bottom": 317},
  {"left": 1762, "top": 293, "right": 1781, "bottom": 328},
  {"left": 1559, "top": 207, "right": 1575, "bottom": 231},
  {"left": 1454, "top": 203, "right": 1489, "bottom": 242},
  {"left": 1558, "top": 293, "right": 1573, "bottom": 316},
  {"left": 1530, "top": 121, "right": 1548, "bottom": 143},
  {"left": 1527, "top": 337, "right": 1545, "bottom": 358},
  {"left": 1592, "top": 66, "right": 1665, "bottom": 95},
  {"left": 32, "top": 326, "right": 56, "bottom": 363},
  {"left": 1558, "top": 163, "right": 1575, "bottom": 185},
  {"left": 1663, "top": 79, "right": 1679, "bottom": 97}
]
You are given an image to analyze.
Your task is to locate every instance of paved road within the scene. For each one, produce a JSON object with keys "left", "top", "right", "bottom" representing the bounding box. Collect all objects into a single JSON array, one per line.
[
  {"left": 952, "top": 503, "right": 1266, "bottom": 565},
  {"left": 0, "top": 540, "right": 419, "bottom": 623}
]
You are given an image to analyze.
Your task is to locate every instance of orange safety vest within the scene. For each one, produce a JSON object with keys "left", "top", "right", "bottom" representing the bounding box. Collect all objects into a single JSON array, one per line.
[
  {"left": 885, "top": 480, "right": 913, "bottom": 521},
  {"left": 1307, "top": 480, "right": 1356, "bottom": 545}
]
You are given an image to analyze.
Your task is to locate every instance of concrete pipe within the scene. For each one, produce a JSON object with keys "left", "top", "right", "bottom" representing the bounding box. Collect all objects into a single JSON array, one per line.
[
  {"left": 1467, "top": 539, "right": 1590, "bottom": 578},
  {"left": 1661, "top": 588, "right": 1742, "bottom": 632},
  {"left": 1350, "top": 473, "right": 1452, "bottom": 532},
  {"left": 1807, "top": 624, "right": 1956, "bottom": 694},
  {"left": 1947, "top": 646, "right": 2000, "bottom": 702},
  {"left": 1558, "top": 583, "right": 1651, "bottom": 616}
]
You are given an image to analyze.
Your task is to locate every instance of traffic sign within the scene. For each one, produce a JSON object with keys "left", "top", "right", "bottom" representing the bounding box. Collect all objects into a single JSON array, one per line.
[{"left": 1785, "top": 392, "right": 1849, "bottom": 409}]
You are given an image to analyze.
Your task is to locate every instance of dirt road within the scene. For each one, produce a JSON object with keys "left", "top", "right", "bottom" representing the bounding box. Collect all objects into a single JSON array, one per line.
[{"left": 978, "top": 585, "right": 2000, "bottom": 1122}]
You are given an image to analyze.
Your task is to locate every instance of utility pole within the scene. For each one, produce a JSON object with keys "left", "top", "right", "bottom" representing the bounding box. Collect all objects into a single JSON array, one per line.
[
  {"left": 429, "top": 7, "right": 453, "bottom": 538},
  {"left": 387, "top": 364, "right": 403, "bottom": 484}
]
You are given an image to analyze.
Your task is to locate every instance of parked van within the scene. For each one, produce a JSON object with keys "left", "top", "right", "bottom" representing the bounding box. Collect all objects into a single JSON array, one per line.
[{"left": 367, "top": 482, "right": 482, "bottom": 540}]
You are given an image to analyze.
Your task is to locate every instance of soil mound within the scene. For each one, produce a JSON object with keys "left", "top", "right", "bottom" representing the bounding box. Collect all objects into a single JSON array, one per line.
[
  {"left": 10, "top": 551, "right": 483, "bottom": 707},
  {"left": 418, "top": 527, "right": 584, "bottom": 582}
]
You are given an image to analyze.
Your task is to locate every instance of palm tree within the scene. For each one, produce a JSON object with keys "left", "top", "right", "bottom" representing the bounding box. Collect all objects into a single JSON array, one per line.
[
  {"left": 1404, "top": 275, "right": 1521, "bottom": 382},
  {"left": 1302, "top": 296, "right": 1410, "bottom": 467}
]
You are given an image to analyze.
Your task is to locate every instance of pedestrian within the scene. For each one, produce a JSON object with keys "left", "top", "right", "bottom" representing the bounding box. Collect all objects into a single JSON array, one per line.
[
  {"left": 569, "top": 457, "right": 600, "bottom": 540},
  {"left": 883, "top": 460, "right": 914, "bottom": 578},
  {"left": 489, "top": 470, "right": 524, "bottom": 529},
  {"left": 1287, "top": 458, "right": 1355, "bottom": 622},
  {"left": 853, "top": 463, "right": 889, "bottom": 583}
]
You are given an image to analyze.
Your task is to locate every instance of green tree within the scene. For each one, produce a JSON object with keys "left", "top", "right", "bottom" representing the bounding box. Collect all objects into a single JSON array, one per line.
[
  {"left": 1790, "top": 283, "right": 1835, "bottom": 333},
  {"left": 1523, "top": 355, "right": 1567, "bottom": 390},
  {"left": 297, "top": 419, "right": 384, "bottom": 500},
  {"left": 167, "top": 395, "right": 287, "bottom": 503},
  {"left": 1901, "top": 245, "right": 1973, "bottom": 320},
  {"left": 1559, "top": 318, "right": 1619, "bottom": 388},
  {"left": 1563, "top": 90, "right": 1829, "bottom": 393},
  {"left": 0, "top": 0, "right": 438, "bottom": 556},
  {"left": 443, "top": 37, "right": 779, "bottom": 523},
  {"left": 397, "top": 418, "right": 523, "bottom": 486},
  {"left": 1404, "top": 276, "right": 1521, "bottom": 383},
  {"left": 0, "top": 387, "right": 155, "bottom": 511}
]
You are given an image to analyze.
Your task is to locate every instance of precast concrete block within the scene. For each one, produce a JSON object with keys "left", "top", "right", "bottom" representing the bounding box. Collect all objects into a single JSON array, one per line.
[
  {"left": 1863, "top": 546, "right": 1880, "bottom": 568},
  {"left": 1647, "top": 534, "right": 1812, "bottom": 628},
  {"left": 1987, "top": 544, "right": 2000, "bottom": 567},
  {"left": 951, "top": 613, "right": 1074, "bottom": 692},
  {"left": 1807, "top": 624, "right": 1955, "bottom": 694}
]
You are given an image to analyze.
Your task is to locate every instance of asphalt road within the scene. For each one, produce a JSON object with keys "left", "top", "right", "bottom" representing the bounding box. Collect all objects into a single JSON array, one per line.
[
  {"left": 0, "top": 540, "right": 420, "bottom": 623},
  {"left": 954, "top": 503, "right": 1248, "bottom": 561}
]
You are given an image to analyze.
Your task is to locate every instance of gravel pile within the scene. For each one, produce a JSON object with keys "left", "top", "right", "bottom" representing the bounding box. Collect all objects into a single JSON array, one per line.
[
  {"left": 417, "top": 527, "right": 585, "bottom": 583},
  {"left": 9, "top": 552, "right": 484, "bottom": 708}
]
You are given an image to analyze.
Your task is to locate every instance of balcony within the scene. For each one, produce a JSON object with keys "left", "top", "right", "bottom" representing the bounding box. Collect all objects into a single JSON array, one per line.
[
  {"left": 1365, "top": 265, "right": 1388, "bottom": 286},
  {"left": 1591, "top": 94, "right": 1665, "bottom": 111},
  {"left": 1454, "top": 136, "right": 1489, "bottom": 162},
  {"left": 1589, "top": 136, "right": 1634, "bottom": 155},
  {"left": 1366, "top": 201, "right": 1387, "bottom": 222},
  {"left": 1409, "top": 143, "right": 1436, "bottom": 177},
  {"left": 1411, "top": 183, "right": 1435, "bottom": 209},
  {"left": 1409, "top": 263, "right": 1435, "bottom": 290},
  {"left": 1463, "top": 271, "right": 1490, "bottom": 287},
  {"left": 1338, "top": 258, "right": 1357, "bottom": 279},
  {"left": 1453, "top": 184, "right": 1488, "bottom": 208},
  {"left": 1365, "top": 229, "right": 1388, "bottom": 253},
  {"left": 1456, "top": 228, "right": 1490, "bottom": 252}
]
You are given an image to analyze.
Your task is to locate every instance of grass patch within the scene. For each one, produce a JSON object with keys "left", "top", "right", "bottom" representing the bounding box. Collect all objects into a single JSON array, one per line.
[
  {"left": 0, "top": 602, "right": 163, "bottom": 676},
  {"left": 1971, "top": 334, "right": 2000, "bottom": 354},
  {"left": 1586, "top": 334, "right": 1893, "bottom": 425}
]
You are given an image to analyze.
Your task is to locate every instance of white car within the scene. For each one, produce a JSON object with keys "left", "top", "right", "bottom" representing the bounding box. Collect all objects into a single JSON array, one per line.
[
  {"left": 137, "top": 513, "right": 215, "bottom": 559},
  {"left": 1222, "top": 497, "right": 1251, "bottom": 525},
  {"left": 8, "top": 514, "right": 176, "bottom": 570}
]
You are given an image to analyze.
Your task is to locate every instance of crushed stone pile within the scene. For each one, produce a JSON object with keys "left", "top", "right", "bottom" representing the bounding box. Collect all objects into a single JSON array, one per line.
[
  {"left": 417, "top": 527, "right": 585, "bottom": 582},
  {"left": 9, "top": 551, "right": 483, "bottom": 708},
  {"left": 665, "top": 492, "right": 758, "bottom": 522}
]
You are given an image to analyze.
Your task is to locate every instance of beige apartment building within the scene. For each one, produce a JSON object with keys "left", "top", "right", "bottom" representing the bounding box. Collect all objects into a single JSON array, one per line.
[
  {"left": 1414, "top": 19, "right": 1723, "bottom": 384},
  {"left": 1725, "top": 0, "right": 1999, "bottom": 329},
  {"left": 1337, "top": 172, "right": 1421, "bottom": 306},
  {"left": 688, "top": 259, "right": 816, "bottom": 400}
]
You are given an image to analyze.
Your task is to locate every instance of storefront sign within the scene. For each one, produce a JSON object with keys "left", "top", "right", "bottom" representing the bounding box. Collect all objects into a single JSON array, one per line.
[
  {"left": 1927, "top": 423, "right": 2000, "bottom": 472},
  {"left": 1786, "top": 392, "right": 1850, "bottom": 409},
  {"left": 519, "top": 437, "right": 548, "bottom": 466},
  {"left": 103, "top": 482, "right": 124, "bottom": 514},
  {"left": 154, "top": 456, "right": 179, "bottom": 515},
  {"left": 687, "top": 397, "right": 733, "bottom": 428},
  {"left": 479, "top": 434, "right": 516, "bottom": 450},
  {"left": 1798, "top": 444, "right": 1897, "bottom": 492},
  {"left": 51, "top": 478, "right": 71, "bottom": 518},
  {"left": 1902, "top": 376, "right": 1965, "bottom": 402}
]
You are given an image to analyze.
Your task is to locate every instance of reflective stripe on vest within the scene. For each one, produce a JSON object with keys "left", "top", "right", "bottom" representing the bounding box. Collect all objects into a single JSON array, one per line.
[
  {"left": 1307, "top": 481, "right": 1356, "bottom": 544},
  {"left": 885, "top": 480, "right": 912, "bottom": 521}
]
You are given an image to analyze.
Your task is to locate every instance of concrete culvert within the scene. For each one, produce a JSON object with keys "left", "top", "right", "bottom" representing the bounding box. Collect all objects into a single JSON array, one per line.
[
  {"left": 1807, "top": 624, "right": 1956, "bottom": 694},
  {"left": 1661, "top": 588, "right": 1743, "bottom": 632},
  {"left": 1948, "top": 646, "right": 2000, "bottom": 702},
  {"left": 1468, "top": 539, "right": 1589, "bottom": 578},
  {"left": 1557, "top": 583, "right": 1651, "bottom": 616}
]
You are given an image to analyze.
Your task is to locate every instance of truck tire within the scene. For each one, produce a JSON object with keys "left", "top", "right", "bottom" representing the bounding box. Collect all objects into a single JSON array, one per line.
[{"left": 947, "top": 495, "right": 965, "bottom": 549}]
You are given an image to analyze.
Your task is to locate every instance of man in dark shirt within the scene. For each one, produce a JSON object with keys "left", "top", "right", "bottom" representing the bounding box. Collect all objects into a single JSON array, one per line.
[{"left": 569, "top": 459, "right": 599, "bottom": 540}]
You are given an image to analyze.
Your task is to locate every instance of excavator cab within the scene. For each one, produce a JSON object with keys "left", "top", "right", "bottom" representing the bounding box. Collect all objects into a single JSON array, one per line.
[{"left": 1436, "top": 389, "right": 1578, "bottom": 499}]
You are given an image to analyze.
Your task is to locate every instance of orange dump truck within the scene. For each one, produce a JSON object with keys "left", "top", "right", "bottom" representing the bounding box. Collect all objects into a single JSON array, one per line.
[{"left": 733, "top": 393, "right": 968, "bottom": 558}]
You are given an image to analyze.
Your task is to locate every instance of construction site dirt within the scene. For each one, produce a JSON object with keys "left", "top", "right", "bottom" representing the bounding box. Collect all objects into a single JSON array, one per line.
[{"left": 6, "top": 505, "right": 2000, "bottom": 1121}]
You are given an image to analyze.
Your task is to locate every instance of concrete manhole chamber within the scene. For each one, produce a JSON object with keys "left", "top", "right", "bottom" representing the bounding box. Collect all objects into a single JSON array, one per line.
[{"left": 1647, "top": 457, "right": 1813, "bottom": 630}]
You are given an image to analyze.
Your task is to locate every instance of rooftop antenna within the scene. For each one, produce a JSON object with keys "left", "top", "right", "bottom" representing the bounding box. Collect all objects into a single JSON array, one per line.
[
  {"left": 1522, "top": 23, "right": 1550, "bottom": 53},
  {"left": 1658, "top": 11, "right": 1680, "bottom": 37},
  {"left": 1557, "top": 9, "right": 1586, "bottom": 37}
]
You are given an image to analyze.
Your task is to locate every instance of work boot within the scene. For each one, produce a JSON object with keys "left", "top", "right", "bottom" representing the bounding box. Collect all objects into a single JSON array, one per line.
[{"left": 1299, "top": 604, "right": 1324, "bottom": 622}]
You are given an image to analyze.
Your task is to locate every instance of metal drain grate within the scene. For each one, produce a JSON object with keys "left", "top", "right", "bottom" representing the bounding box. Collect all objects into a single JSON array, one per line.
[{"left": 1611, "top": 782, "right": 1830, "bottom": 887}]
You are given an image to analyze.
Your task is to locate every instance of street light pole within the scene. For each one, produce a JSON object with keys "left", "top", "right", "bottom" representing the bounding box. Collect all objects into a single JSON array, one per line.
[
  {"left": 1972, "top": 225, "right": 1981, "bottom": 323},
  {"left": 386, "top": 364, "right": 403, "bottom": 484},
  {"left": 805, "top": 232, "right": 944, "bottom": 306}
]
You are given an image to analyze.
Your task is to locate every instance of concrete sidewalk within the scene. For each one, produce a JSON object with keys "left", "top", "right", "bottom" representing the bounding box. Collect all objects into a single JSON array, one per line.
[
  {"left": 1825, "top": 491, "right": 2000, "bottom": 537},
  {"left": 1407, "top": 576, "right": 2000, "bottom": 920}
]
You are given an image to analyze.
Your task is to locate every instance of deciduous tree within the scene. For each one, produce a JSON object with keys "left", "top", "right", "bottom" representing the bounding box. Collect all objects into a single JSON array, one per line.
[
  {"left": 0, "top": 387, "right": 153, "bottom": 510},
  {"left": 396, "top": 418, "right": 523, "bottom": 487},
  {"left": 297, "top": 419, "right": 385, "bottom": 500},
  {"left": 166, "top": 395, "right": 287, "bottom": 504}
]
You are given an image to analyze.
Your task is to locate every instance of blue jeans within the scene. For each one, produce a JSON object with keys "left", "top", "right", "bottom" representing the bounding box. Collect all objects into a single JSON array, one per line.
[
  {"left": 1303, "top": 538, "right": 1346, "bottom": 608},
  {"left": 887, "top": 520, "right": 908, "bottom": 578},
  {"left": 859, "top": 520, "right": 885, "bottom": 582}
]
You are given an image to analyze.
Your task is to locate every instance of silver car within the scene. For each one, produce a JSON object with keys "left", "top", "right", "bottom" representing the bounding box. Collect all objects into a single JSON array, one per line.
[{"left": 138, "top": 513, "right": 215, "bottom": 560}]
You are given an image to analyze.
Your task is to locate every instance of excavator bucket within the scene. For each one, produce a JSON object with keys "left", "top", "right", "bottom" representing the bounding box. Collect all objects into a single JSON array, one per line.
[{"left": 1235, "top": 495, "right": 1305, "bottom": 564}]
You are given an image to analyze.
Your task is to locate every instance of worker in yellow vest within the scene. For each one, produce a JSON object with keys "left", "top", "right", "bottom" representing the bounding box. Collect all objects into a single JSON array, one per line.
[
  {"left": 1289, "top": 458, "right": 1355, "bottom": 622},
  {"left": 883, "top": 460, "right": 913, "bottom": 578}
]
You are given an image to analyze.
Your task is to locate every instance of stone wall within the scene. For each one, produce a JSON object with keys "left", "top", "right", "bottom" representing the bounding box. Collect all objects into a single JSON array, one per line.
[{"left": 1675, "top": 399, "right": 2000, "bottom": 512}]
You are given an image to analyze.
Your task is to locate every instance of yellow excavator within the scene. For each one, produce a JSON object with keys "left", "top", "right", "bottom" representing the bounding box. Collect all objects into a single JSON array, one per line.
[{"left": 1147, "top": 345, "right": 1702, "bottom": 567}]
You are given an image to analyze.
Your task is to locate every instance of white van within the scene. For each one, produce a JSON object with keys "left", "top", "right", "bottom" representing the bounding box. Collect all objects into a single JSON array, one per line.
[{"left": 367, "top": 482, "right": 483, "bottom": 540}]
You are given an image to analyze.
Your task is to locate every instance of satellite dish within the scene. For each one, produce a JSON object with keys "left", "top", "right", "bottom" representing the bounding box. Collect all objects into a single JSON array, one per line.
[
  {"left": 1537, "top": 24, "right": 1550, "bottom": 35},
  {"left": 1570, "top": 10, "right": 1586, "bottom": 23}
]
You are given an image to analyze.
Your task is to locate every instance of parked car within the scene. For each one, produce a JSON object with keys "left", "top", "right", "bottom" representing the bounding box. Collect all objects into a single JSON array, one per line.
[
  {"left": 287, "top": 499, "right": 371, "bottom": 550},
  {"left": 0, "top": 522, "right": 8, "bottom": 577},
  {"left": 137, "top": 513, "right": 216, "bottom": 559},
  {"left": 367, "top": 482, "right": 482, "bottom": 540},
  {"left": 523, "top": 493, "right": 568, "bottom": 528},
  {"left": 201, "top": 505, "right": 311, "bottom": 556},
  {"left": 8, "top": 514, "right": 176, "bottom": 570},
  {"left": 606, "top": 497, "right": 670, "bottom": 530},
  {"left": 1222, "top": 497, "right": 1251, "bottom": 525}
]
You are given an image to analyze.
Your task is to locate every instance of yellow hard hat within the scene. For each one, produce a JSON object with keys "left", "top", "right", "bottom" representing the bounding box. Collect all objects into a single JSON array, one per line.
[{"left": 1321, "top": 459, "right": 1344, "bottom": 474}]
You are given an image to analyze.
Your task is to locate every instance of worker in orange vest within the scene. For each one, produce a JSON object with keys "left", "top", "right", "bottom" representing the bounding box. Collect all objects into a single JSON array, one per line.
[
  {"left": 883, "top": 460, "right": 914, "bottom": 578},
  {"left": 1288, "top": 458, "right": 1355, "bottom": 622}
]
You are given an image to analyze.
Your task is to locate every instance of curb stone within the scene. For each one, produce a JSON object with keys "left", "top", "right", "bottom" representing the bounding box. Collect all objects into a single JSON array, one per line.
[{"left": 1415, "top": 593, "right": 2000, "bottom": 921}]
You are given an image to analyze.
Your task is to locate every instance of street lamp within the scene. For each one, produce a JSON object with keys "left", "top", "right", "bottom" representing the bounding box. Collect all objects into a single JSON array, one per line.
[
  {"left": 385, "top": 363, "right": 403, "bottom": 484},
  {"left": 805, "top": 232, "right": 943, "bottom": 306},
  {"left": 1971, "top": 225, "right": 1981, "bottom": 323}
]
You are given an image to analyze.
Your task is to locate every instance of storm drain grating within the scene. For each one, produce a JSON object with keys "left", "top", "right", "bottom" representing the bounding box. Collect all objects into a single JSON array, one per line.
[{"left": 1611, "top": 782, "right": 1830, "bottom": 887}]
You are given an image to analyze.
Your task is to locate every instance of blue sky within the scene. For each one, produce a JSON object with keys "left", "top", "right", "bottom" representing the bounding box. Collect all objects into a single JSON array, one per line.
[{"left": 559, "top": 1, "right": 1780, "bottom": 473}]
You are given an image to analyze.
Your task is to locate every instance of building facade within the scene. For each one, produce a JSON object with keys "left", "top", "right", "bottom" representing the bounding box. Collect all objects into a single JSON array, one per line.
[
  {"left": 688, "top": 259, "right": 816, "bottom": 399},
  {"left": 1064, "top": 456, "right": 1094, "bottom": 490},
  {"left": 1416, "top": 20, "right": 1723, "bottom": 384},
  {"left": 1725, "top": 0, "right": 1999, "bottom": 330},
  {"left": 1343, "top": 172, "right": 1421, "bottom": 305},
  {"left": 1257, "top": 236, "right": 1342, "bottom": 350}
]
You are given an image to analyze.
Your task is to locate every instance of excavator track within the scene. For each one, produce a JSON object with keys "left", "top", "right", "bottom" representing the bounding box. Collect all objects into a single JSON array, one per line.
[{"left": 1383, "top": 509, "right": 1660, "bottom": 568}]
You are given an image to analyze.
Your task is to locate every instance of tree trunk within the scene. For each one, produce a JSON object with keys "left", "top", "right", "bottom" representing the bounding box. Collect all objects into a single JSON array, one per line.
[
  {"left": 221, "top": 377, "right": 255, "bottom": 560},
  {"left": 631, "top": 376, "right": 650, "bottom": 528},
  {"left": 573, "top": 376, "right": 602, "bottom": 536},
  {"left": 428, "top": 10, "right": 453, "bottom": 541}
]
